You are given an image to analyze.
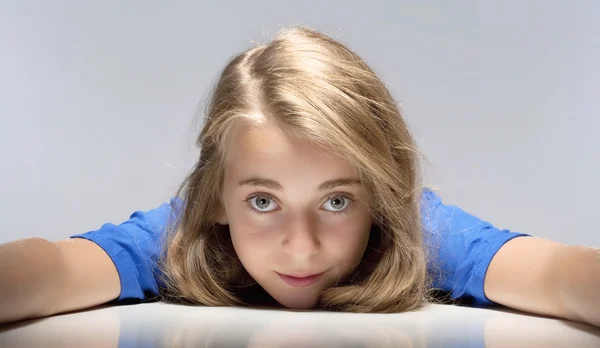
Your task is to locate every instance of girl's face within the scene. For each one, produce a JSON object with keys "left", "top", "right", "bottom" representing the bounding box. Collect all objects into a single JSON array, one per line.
[{"left": 217, "top": 121, "right": 373, "bottom": 309}]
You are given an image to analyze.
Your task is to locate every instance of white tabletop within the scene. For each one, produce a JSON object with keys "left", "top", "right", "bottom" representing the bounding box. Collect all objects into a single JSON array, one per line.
[{"left": 1, "top": 302, "right": 599, "bottom": 347}]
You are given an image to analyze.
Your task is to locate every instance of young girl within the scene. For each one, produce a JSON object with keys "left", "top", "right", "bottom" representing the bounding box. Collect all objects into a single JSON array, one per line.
[{"left": 0, "top": 25, "right": 598, "bottom": 327}]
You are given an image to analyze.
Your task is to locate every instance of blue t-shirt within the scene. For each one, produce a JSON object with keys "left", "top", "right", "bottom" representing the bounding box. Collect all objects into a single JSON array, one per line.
[{"left": 70, "top": 188, "right": 531, "bottom": 307}]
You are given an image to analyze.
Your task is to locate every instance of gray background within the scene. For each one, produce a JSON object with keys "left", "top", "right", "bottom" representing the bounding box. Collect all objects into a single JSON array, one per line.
[{"left": 1, "top": 1, "right": 598, "bottom": 246}]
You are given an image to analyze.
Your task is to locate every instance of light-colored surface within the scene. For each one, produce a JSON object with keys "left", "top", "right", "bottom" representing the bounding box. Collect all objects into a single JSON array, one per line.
[
  {"left": 1, "top": 2, "right": 599, "bottom": 247},
  {"left": 0, "top": 303, "right": 598, "bottom": 347}
]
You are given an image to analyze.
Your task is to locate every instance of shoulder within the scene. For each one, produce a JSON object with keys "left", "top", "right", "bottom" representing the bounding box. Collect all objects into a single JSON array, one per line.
[
  {"left": 68, "top": 197, "right": 183, "bottom": 301},
  {"left": 419, "top": 187, "right": 532, "bottom": 306},
  {"left": 126, "top": 197, "right": 182, "bottom": 236},
  {"left": 419, "top": 187, "right": 490, "bottom": 237}
]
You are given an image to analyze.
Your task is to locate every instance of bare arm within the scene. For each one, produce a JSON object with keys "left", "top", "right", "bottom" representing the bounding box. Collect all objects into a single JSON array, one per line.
[
  {"left": 0, "top": 237, "right": 120, "bottom": 324},
  {"left": 485, "top": 237, "right": 600, "bottom": 327}
]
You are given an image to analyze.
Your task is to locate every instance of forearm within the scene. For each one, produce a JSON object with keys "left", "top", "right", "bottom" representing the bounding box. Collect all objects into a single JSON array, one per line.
[
  {"left": 0, "top": 238, "right": 66, "bottom": 324},
  {"left": 555, "top": 245, "right": 600, "bottom": 327}
]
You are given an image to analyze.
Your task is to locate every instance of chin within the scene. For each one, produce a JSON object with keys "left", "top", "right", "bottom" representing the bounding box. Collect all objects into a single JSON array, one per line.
[
  {"left": 280, "top": 299, "right": 318, "bottom": 310},
  {"left": 272, "top": 293, "right": 319, "bottom": 310}
]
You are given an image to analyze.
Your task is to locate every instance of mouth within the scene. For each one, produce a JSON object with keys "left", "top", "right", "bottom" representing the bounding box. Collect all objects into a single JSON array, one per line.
[{"left": 277, "top": 271, "right": 325, "bottom": 288}]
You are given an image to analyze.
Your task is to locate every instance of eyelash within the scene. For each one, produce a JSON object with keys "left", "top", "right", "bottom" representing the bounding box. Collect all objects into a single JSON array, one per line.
[{"left": 244, "top": 192, "right": 353, "bottom": 217}]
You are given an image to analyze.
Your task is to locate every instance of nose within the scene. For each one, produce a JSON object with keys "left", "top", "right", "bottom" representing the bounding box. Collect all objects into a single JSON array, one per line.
[{"left": 281, "top": 213, "right": 320, "bottom": 260}]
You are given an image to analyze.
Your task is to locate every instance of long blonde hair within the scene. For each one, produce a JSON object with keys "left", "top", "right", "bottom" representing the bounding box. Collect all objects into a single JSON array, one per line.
[{"left": 156, "top": 25, "right": 436, "bottom": 312}]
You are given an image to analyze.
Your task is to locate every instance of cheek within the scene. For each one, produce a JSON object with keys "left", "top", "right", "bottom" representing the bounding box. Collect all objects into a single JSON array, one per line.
[
  {"left": 228, "top": 219, "right": 278, "bottom": 273},
  {"left": 322, "top": 202, "right": 372, "bottom": 261},
  {"left": 324, "top": 220, "right": 371, "bottom": 264}
]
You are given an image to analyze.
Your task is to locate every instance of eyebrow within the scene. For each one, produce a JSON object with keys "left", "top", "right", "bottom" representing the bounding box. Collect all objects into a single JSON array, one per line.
[{"left": 238, "top": 176, "right": 361, "bottom": 192}]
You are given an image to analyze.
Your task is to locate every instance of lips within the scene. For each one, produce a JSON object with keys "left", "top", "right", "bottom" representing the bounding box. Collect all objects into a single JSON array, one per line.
[{"left": 277, "top": 272, "right": 325, "bottom": 288}]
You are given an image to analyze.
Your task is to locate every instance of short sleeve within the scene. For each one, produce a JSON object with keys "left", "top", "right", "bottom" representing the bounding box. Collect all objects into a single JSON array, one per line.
[
  {"left": 70, "top": 199, "right": 177, "bottom": 302},
  {"left": 421, "top": 188, "right": 532, "bottom": 307}
]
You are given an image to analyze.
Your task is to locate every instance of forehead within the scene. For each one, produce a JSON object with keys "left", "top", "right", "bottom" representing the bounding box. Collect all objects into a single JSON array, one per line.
[{"left": 225, "top": 120, "right": 356, "bottom": 177}]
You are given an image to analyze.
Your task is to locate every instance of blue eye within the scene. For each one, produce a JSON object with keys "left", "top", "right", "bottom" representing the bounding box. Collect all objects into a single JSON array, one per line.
[
  {"left": 244, "top": 193, "right": 353, "bottom": 216},
  {"left": 323, "top": 195, "right": 351, "bottom": 213},
  {"left": 248, "top": 195, "right": 278, "bottom": 213}
]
